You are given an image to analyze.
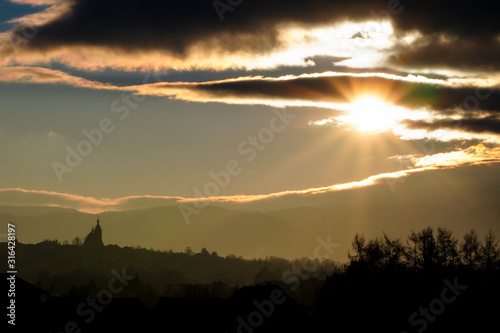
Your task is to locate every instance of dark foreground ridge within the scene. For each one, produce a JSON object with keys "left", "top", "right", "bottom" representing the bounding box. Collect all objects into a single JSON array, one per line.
[
  {"left": 4, "top": 274, "right": 307, "bottom": 333},
  {"left": 4, "top": 268, "right": 499, "bottom": 332},
  {"left": 3, "top": 226, "right": 500, "bottom": 332}
]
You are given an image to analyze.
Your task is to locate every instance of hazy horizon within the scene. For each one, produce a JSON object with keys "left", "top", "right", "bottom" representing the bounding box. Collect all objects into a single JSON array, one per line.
[{"left": 1, "top": 0, "right": 500, "bottom": 262}]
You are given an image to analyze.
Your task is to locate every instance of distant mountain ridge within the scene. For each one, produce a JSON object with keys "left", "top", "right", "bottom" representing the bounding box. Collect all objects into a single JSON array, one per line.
[
  {"left": 0, "top": 205, "right": 81, "bottom": 216},
  {"left": 2, "top": 164, "right": 500, "bottom": 260},
  {"left": 2, "top": 201, "right": 499, "bottom": 261}
]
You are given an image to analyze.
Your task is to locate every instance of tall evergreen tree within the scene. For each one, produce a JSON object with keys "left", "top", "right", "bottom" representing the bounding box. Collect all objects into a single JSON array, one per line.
[
  {"left": 436, "top": 227, "right": 459, "bottom": 267},
  {"left": 406, "top": 227, "right": 437, "bottom": 270},
  {"left": 460, "top": 229, "right": 482, "bottom": 269},
  {"left": 480, "top": 229, "right": 500, "bottom": 271}
]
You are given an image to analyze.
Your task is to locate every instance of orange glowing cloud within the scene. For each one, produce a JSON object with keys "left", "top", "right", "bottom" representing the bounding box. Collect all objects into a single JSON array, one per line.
[
  {"left": 0, "top": 167, "right": 438, "bottom": 213},
  {"left": 411, "top": 144, "right": 500, "bottom": 168}
]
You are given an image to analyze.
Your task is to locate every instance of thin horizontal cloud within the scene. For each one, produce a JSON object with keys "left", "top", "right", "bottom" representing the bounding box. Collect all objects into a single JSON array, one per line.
[
  {"left": 0, "top": 169, "right": 429, "bottom": 213},
  {"left": 0, "top": 66, "right": 119, "bottom": 89},
  {"left": 410, "top": 144, "right": 500, "bottom": 168},
  {"left": 4, "top": 0, "right": 70, "bottom": 27},
  {"left": 0, "top": 188, "right": 182, "bottom": 213},
  {"left": 4, "top": 144, "right": 498, "bottom": 212},
  {"left": 131, "top": 72, "right": 500, "bottom": 111},
  {"left": 192, "top": 167, "right": 435, "bottom": 205},
  {"left": 402, "top": 116, "right": 500, "bottom": 136},
  {"left": 8, "top": 0, "right": 56, "bottom": 4}
]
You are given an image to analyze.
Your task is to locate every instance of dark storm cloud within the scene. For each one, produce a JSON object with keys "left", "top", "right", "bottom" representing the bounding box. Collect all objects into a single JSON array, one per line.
[
  {"left": 8, "top": 0, "right": 499, "bottom": 59},
  {"left": 401, "top": 84, "right": 500, "bottom": 112},
  {"left": 378, "top": 0, "right": 500, "bottom": 70},
  {"left": 389, "top": 35, "right": 500, "bottom": 70},
  {"left": 9, "top": 0, "right": 370, "bottom": 55},
  {"left": 402, "top": 116, "right": 500, "bottom": 135},
  {"left": 144, "top": 73, "right": 500, "bottom": 113},
  {"left": 386, "top": 0, "right": 499, "bottom": 37}
]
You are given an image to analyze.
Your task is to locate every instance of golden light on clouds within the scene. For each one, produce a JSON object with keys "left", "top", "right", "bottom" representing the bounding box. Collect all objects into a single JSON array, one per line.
[
  {"left": 2, "top": 0, "right": 500, "bottom": 220},
  {"left": 0, "top": 167, "right": 432, "bottom": 213},
  {"left": 412, "top": 144, "right": 500, "bottom": 168},
  {"left": 312, "top": 103, "right": 500, "bottom": 144},
  {"left": 0, "top": 16, "right": 396, "bottom": 71},
  {"left": 274, "top": 20, "right": 394, "bottom": 68}
]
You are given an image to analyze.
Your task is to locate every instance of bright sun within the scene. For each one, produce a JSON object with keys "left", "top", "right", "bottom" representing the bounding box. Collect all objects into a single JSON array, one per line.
[
  {"left": 310, "top": 95, "right": 429, "bottom": 136},
  {"left": 344, "top": 96, "right": 400, "bottom": 133}
]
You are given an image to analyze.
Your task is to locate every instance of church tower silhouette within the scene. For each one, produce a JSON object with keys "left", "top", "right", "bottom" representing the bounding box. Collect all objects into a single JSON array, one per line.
[{"left": 83, "top": 216, "right": 104, "bottom": 247}]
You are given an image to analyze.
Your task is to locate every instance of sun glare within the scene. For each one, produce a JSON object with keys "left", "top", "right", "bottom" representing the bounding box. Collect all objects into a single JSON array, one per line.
[{"left": 343, "top": 96, "right": 400, "bottom": 133}]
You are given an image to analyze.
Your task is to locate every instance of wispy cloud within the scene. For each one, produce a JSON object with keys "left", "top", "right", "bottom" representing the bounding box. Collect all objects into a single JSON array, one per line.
[
  {"left": 0, "top": 188, "right": 182, "bottom": 213},
  {"left": 130, "top": 72, "right": 500, "bottom": 109},
  {"left": 0, "top": 66, "right": 119, "bottom": 89},
  {"left": 4, "top": 144, "right": 498, "bottom": 213},
  {"left": 408, "top": 144, "right": 500, "bottom": 168},
  {"left": 8, "top": 0, "right": 57, "bottom": 4}
]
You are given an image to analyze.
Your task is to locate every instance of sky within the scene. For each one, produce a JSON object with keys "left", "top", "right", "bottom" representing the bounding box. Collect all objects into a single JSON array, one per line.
[{"left": 1, "top": 0, "right": 500, "bottom": 216}]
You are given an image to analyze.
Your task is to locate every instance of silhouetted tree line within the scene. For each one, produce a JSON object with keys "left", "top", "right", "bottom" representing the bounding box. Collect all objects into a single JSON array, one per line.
[
  {"left": 347, "top": 227, "right": 499, "bottom": 272},
  {"left": 314, "top": 227, "right": 500, "bottom": 333}
]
